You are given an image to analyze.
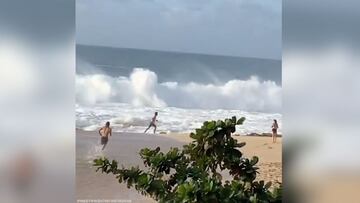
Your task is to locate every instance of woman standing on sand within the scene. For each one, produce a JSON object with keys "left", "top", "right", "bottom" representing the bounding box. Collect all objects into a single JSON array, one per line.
[{"left": 272, "top": 119, "right": 279, "bottom": 143}]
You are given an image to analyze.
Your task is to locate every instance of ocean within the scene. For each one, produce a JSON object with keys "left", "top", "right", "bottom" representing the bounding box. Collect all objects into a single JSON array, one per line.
[{"left": 76, "top": 45, "right": 282, "bottom": 134}]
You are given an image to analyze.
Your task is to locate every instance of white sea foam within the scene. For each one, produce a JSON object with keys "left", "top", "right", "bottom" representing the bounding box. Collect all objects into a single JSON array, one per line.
[
  {"left": 76, "top": 68, "right": 281, "bottom": 112},
  {"left": 76, "top": 103, "right": 282, "bottom": 135}
]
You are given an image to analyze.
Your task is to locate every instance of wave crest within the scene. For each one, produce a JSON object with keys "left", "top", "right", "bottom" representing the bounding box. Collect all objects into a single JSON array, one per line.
[{"left": 76, "top": 68, "right": 281, "bottom": 112}]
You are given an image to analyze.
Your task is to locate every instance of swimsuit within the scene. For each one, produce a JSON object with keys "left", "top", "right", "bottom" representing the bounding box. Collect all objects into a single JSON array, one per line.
[{"left": 101, "top": 136, "right": 108, "bottom": 145}]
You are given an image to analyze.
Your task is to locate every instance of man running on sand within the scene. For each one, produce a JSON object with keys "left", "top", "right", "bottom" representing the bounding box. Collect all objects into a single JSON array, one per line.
[
  {"left": 98, "top": 121, "right": 112, "bottom": 150},
  {"left": 144, "top": 112, "right": 158, "bottom": 134}
]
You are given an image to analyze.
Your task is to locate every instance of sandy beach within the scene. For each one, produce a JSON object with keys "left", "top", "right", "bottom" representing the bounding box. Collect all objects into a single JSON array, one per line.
[
  {"left": 76, "top": 130, "right": 282, "bottom": 203},
  {"left": 161, "top": 133, "right": 282, "bottom": 185}
]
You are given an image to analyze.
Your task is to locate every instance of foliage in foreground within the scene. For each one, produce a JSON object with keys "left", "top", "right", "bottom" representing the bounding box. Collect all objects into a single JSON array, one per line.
[{"left": 94, "top": 116, "right": 282, "bottom": 202}]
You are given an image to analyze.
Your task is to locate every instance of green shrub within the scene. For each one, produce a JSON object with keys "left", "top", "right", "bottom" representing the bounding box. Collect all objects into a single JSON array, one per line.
[{"left": 94, "top": 116, "right": 282, "bottom": 203}]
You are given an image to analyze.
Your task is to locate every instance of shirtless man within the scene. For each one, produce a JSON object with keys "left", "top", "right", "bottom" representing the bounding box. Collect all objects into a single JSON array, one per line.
[
  {"left": 144, "top": 112, "right": 158, "bottom": 134},
  {"left": 98, "top": 121, "right": 112, "bottom": 150}
]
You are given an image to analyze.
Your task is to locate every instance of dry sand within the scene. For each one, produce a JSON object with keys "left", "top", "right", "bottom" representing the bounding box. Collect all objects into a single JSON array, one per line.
[
  {"left": 76, "top": 130, "right": 282, "bottom": 203},
  {"left": 161, "top": 133, "right": 282, "bottom": 184}
]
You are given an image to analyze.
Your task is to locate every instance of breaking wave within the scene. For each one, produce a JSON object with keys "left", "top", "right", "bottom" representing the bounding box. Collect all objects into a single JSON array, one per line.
[{"left": 76, "top": 68, "right": 281, "bottom": 112}]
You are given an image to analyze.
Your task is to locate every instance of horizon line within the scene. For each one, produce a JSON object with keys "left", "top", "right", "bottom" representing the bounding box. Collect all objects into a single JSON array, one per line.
[{"left": 76, "top": 43, "right": 281, "bottom": 61}]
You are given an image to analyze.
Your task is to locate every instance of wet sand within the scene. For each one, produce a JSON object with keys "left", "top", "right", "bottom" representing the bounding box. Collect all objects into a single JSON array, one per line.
[
  {"left": 76, "top": 130, "right": 183, "bottom": 202},
  {"left": 76, "top": 130, "right": 282, "bottom": 202}
]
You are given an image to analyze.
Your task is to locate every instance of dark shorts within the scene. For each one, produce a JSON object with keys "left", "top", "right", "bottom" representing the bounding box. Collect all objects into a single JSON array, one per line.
[
  {"left": 101, "top": 136, "right": 108, "bottom": 145},
  {"left": 272, "top": 128, "right": 277, "bottom": 134},
  {"left": 148, "top": 122, "right": 156, "bottom": 127}
]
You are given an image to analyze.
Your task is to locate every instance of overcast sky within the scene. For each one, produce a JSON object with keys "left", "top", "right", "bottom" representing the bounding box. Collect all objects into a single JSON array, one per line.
[{"left": 76, "top": 0, "right": 281, "bottom": 59}]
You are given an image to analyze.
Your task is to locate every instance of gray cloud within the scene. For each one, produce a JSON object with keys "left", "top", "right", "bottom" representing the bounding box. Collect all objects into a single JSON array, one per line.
[
  {"left": 283, "top": 0, "right": 360, "bottom": 49},
  {"left": 76, "top": 0, "right": 281, "bottom": 59}
]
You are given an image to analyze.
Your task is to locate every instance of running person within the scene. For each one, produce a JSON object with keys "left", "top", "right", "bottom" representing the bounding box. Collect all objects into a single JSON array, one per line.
[
  {"left": 144, "top": 112, "right": 158, "bottom": 134},
  {"left": 98, "top": 121, "right": 112, "bottom": 150}
]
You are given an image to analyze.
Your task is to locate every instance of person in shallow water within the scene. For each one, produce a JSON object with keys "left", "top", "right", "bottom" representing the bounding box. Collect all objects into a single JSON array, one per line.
[
  {"left": 98, "top": 121, "right": 112, "bottom": 150},
  {"left": 144, "top": 112, "right": 158, "bottom": 134},
  {"left": 271, "top": 119, "right": 279, "bottom": 143}
]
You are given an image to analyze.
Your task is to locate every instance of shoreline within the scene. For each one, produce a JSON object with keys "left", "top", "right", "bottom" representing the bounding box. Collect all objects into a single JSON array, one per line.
[
  {"left": 76, "top": 128, "right": 282, "bottom": 137},
  {"left": 76, "top": 129, "right": 282, "bottom": 164}
]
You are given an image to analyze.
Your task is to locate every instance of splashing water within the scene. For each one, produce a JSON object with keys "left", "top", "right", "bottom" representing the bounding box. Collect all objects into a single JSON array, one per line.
[{"left": 86, "top": 144, "right": 105, "bottom": 164}]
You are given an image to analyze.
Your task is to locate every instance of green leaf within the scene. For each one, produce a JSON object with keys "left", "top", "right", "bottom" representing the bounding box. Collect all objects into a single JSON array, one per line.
[
  {"left": 235, "top": 142, "right": 246, "bottom": 148},
  {"left": 137, "top": 174, "right": 148, "bottom": 186},
  {"left": 195, "top": 128, "right": 203, "bottom": 135},
  {"left": 209, "top": 180, "right": 214, "bottom": 191},
  {"left": 207, "top": 121, "right": 216, "bottom": 130},
  {"left": 225, "top": 119, "right": 232, "bottom": 127},
  {"left": 237, "top": 117, "right": 246, "bottom": 125},
  {"left": 190, "top": 132, "right": 198, "bottom": 139},
  {"left": 151, "top": 180, "right": 165, "bottom": 190},
  {"left": 93, "top": 159, "right": 103, "bottom": 166},
  {"left": 250, "top": 156, "right": 259, "bottom": 166},
  {"left": 265, "top": 182, "right": 272, "bottom": 189},
  {"left": 216, "top": 120, "right": 225, "bottom": 127}
]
